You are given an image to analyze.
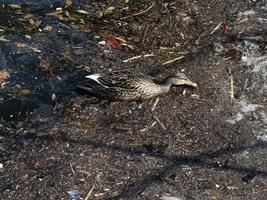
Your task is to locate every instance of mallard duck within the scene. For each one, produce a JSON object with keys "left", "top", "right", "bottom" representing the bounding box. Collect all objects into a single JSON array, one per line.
[{"left": 77, "top": 71, "right": 197, "bottom": 101}]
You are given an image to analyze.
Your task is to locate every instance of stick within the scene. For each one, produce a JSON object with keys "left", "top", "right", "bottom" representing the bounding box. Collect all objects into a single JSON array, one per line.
[
  {"left": 152, "top": 115, "right": 167, "bottom": 130},
  {"left": 210, "top": 22, "right": 223, "bottom": 35},
  {"left": 121, "top": 2, "right": 156, "bottom": 19},
  {"left": 69, "top": 163, "right": 75, "bottom": 175},
  {"left": 162, "top": 56, "right": 184, "bottom": 65},
  {"left": 140, "top": 121, "right": 157, "bottom": 132},
  {"left": 141, "top": 23, "right": 149, "bottom": 44},
  {"left": 151, "top": 97, "right": 160, "bottom": 111},
  {"left": 229, "top": 69, "right": 234, "bottom": 103},
  {"left": 84, "top": 173, "right": 102, "bottom": 200},
  {"left": 122, "top": 53, "right": 154, "bottom": 63},
  {"left": 84, "top": 185, "right": 95, "bottom": 200}
]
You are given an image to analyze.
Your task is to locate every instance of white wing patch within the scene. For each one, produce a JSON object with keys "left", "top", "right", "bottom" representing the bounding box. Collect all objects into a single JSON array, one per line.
[
  {"left": 85, "top": 74, "right": 101, "bottom": 84},
  {"left": 85, "top": 73, "right": 109, "bottom": 88}
]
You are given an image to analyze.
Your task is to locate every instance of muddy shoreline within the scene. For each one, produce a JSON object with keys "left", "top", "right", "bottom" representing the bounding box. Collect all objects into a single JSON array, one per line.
[{"left": 0, "top": 1, "right": 266, "bottom": 199}]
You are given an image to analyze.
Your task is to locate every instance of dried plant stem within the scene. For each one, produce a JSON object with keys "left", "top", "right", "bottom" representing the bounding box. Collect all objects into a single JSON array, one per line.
[
  {"left": 121, "top": 2, "right": 156, "bottom": 19},
  {"left": 122, "top": 54, "right": 154, "bottom": 63}
]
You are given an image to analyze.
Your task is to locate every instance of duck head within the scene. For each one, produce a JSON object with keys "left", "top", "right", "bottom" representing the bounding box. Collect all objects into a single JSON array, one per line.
[{"left": 166, "top": 72, "right": 197, "bottom": 87}]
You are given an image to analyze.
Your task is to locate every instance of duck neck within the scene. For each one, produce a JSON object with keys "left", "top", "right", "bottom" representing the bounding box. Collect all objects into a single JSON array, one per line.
[{"left": 158, "top": 79, "right": 172, "bottom": 93}]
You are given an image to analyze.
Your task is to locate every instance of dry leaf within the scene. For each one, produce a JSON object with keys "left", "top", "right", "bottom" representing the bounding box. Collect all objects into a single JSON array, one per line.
[
  {"left": 73, "top": 48, "right": 86, "bottom": 55},
  {"left": 0, "top": 36, "right": 10, "bottom": 42},
  {"left": 51, "top": 93, "right": 56, "bottom": 101},
  {"left": 16, "top": 42, "right": 42, "bottom": 53},
  {"left": 114, "top": 36, "right": 127, "bottom": 43},
  {"left": 65, "top": 0, "right": 73, "bottom": 6},
  {"left": 47, "top": 10, "right": 63, "bottom": 15},
  {"left": 23, "top": 14, "right": 34, "bottom": 19},
  {"left": 106, "top": 36, "right": 121, "bottom": 48},
  {"left": 76, "top": 10, "right": 89, "bottom": 15},
  {"left": 8, "top": 4, "right": 21, "bottom": 9},
  {"left": 43, "top": 25, "right": 52, "bottom": 31},
  {"left": 19, "top": 89, "right": 31, "bottom": 95},
  {"left": 0, "top": 70, "right": 10, "bottom": 82},
  {"left": 29, "top": 18, "right": 35, "bottom": 25},
  {"left": 16, "top": 42, "right": 28, "bottom": 48},
  {"left": 177, "top": 11, "right": 187, "bottom": 17},
  {"left": 104, "top": 7, "right": 115, "bottom": 15},
  {"left": 46, "top": 10, "right": 64, "bottom": 20},
  {"left": 39, "top": 59, "right": 51, "bottom": 70}
]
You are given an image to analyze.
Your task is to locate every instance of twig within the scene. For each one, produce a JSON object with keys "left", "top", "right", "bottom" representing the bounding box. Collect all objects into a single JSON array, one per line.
[
  {"left": 69, "top": 163, "right": 75, "bottom": 175},
  {"left": 151, "top": 97, "right": 160, "bottom": 112},
  {"left": 140, "top": 121, "right": 157, "bottom": 132},
  {"left": 84, "top": 173, "right": 102, "bottom": 200},
  {"left": 141, "top": 23, "right": 149, "bottom": 44},
  {"left": 161, "top": 2, "right": 172, "bottom": 28},
  {"left": 122, "top": 53, "right": 154, "bottom": 63},
  {"left": 229, "top": 69, "right": 234, "bottom": 103},
  {"left": 121, "top": 2, "right": 156, "bottom": 19},
  {"left": 210, "top": 22, "right": 223, "bottom": 35},
  {"left": 162, "top": 56, "right": 185, "bottom": 65},
  {"left": 84, "top": 185, "right": 95, "bottom": 200},
  {"left": 152, "top": 115, "right": 167, "bottom": 130},
  {"left": 78, "top": 170, "right": 90, "bottom": 176}
]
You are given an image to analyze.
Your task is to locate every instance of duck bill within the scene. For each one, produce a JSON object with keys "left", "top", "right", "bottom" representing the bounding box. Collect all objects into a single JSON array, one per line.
[{"left": 183, "top": 79, "right": 197, "bottom": 87}]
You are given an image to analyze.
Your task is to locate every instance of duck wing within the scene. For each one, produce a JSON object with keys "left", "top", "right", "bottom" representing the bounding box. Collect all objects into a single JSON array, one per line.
[{"left": 89, "top": 71, "right": 141, "bottom": 89}]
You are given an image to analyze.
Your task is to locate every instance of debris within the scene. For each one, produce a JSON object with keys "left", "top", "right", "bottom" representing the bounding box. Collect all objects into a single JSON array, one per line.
[
  {"left": 162, "top": 56, "right": 185, "bottom": 65},
  {"left": 106, "top": 36, "right": 121, "bottom": 48},
  {"left": 65, "top": 0, "right": 73, "bottom": 7},
  {"left": 39, "top": 59, "right": 51, "bottom": 71},
  {"left": 19, "top": 89, "right": 31, "bottom": 95},
  {"left": 236, "top": 10, "right": 256, "bottom": 24},
  {"left": 76, "top": 10, "right": 90, "bottom": 15},
  {"left": 51, "top": 94, "right": 56, "bottom": 102},
  {"left": 160, "top": 196, "right": 182, "bottom": 200},
  {"left": 210, "top": 22, "right": 223, "bottom": 35},
  {"left": 228, "top": 68, "right": 234, "bottom": 103},
  {"left": 104, "top": 7, "right": 115, "bottom": 15},
  {"left": 98, "top": 41, "right": 106, "bottom": 46},
  {"left": 67, "top": 190, "right": 80, "bottom": 199},
  {"left": 0, "top": 36, "right": 10, "bottom": 42},
  {"left": 8, "top": 4, "right": 21, "bottom": 9},
  {"left": 16, "top": 42, "right": 42, "bottom": 53},
  {"left": 152, "top": 115, "right": 167, "bottom": 130},
  {"left": 213, "top": 42, "right": 224, "bottom": 53},
  {"left": 224, "top": 24, "right": 230, "bottom": 34},
  {"left": 73, "top": 48, "right": 86, "bottom": 55},
  {"left": 0, "top": 70, "right": 10, "bottom": 83},
  {"left": 43, "top": 25, "right": 52, "bottom": 31},
  {"left": 46, "top": 10, "right": 65, "bottom": 20},
  {"left": 122, "top": 54, "right": 154, "bottom": 63},
  {"left": 140, "top": 121, "right": 157, "bottom": 132},
  {"left": 69, "top": 163, "right": 75, "bottom": 175},
  {"left": 224, "top": 49, "right": 241, "bottom": 59},
  {"left": 84, "top": 173, "right": 102, "bottom": 200},
  {"left": 121, "top": 2, "right": 156, "bottom": 19},
  {"left": 151, "top": 97, "right": 160, "bottom": 111},
  {"left": 141, "top": 23, "right": 149, "bottom": 44}
]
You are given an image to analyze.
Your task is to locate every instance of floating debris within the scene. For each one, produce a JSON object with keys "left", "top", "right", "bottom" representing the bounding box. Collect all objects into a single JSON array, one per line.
[
  {"left": 0, "top": 70, "right": 10, "bottom": 83},
  {"left": 122, "top": 53, "right": 154, "bottom": 63},
  {"left": 0, "top": 36, "right": 10, "bottom": 42},
  {"left": 67, "top": 190, "right": 81, "bottom": 200},
  {"left": 160, "top": 196, "right": 183, "bottom": 200}
]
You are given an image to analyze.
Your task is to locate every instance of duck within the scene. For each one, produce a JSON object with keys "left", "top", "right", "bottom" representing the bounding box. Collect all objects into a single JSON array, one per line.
[{"left": 77, "top": 70, "right": 197, "bottom": 101}]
